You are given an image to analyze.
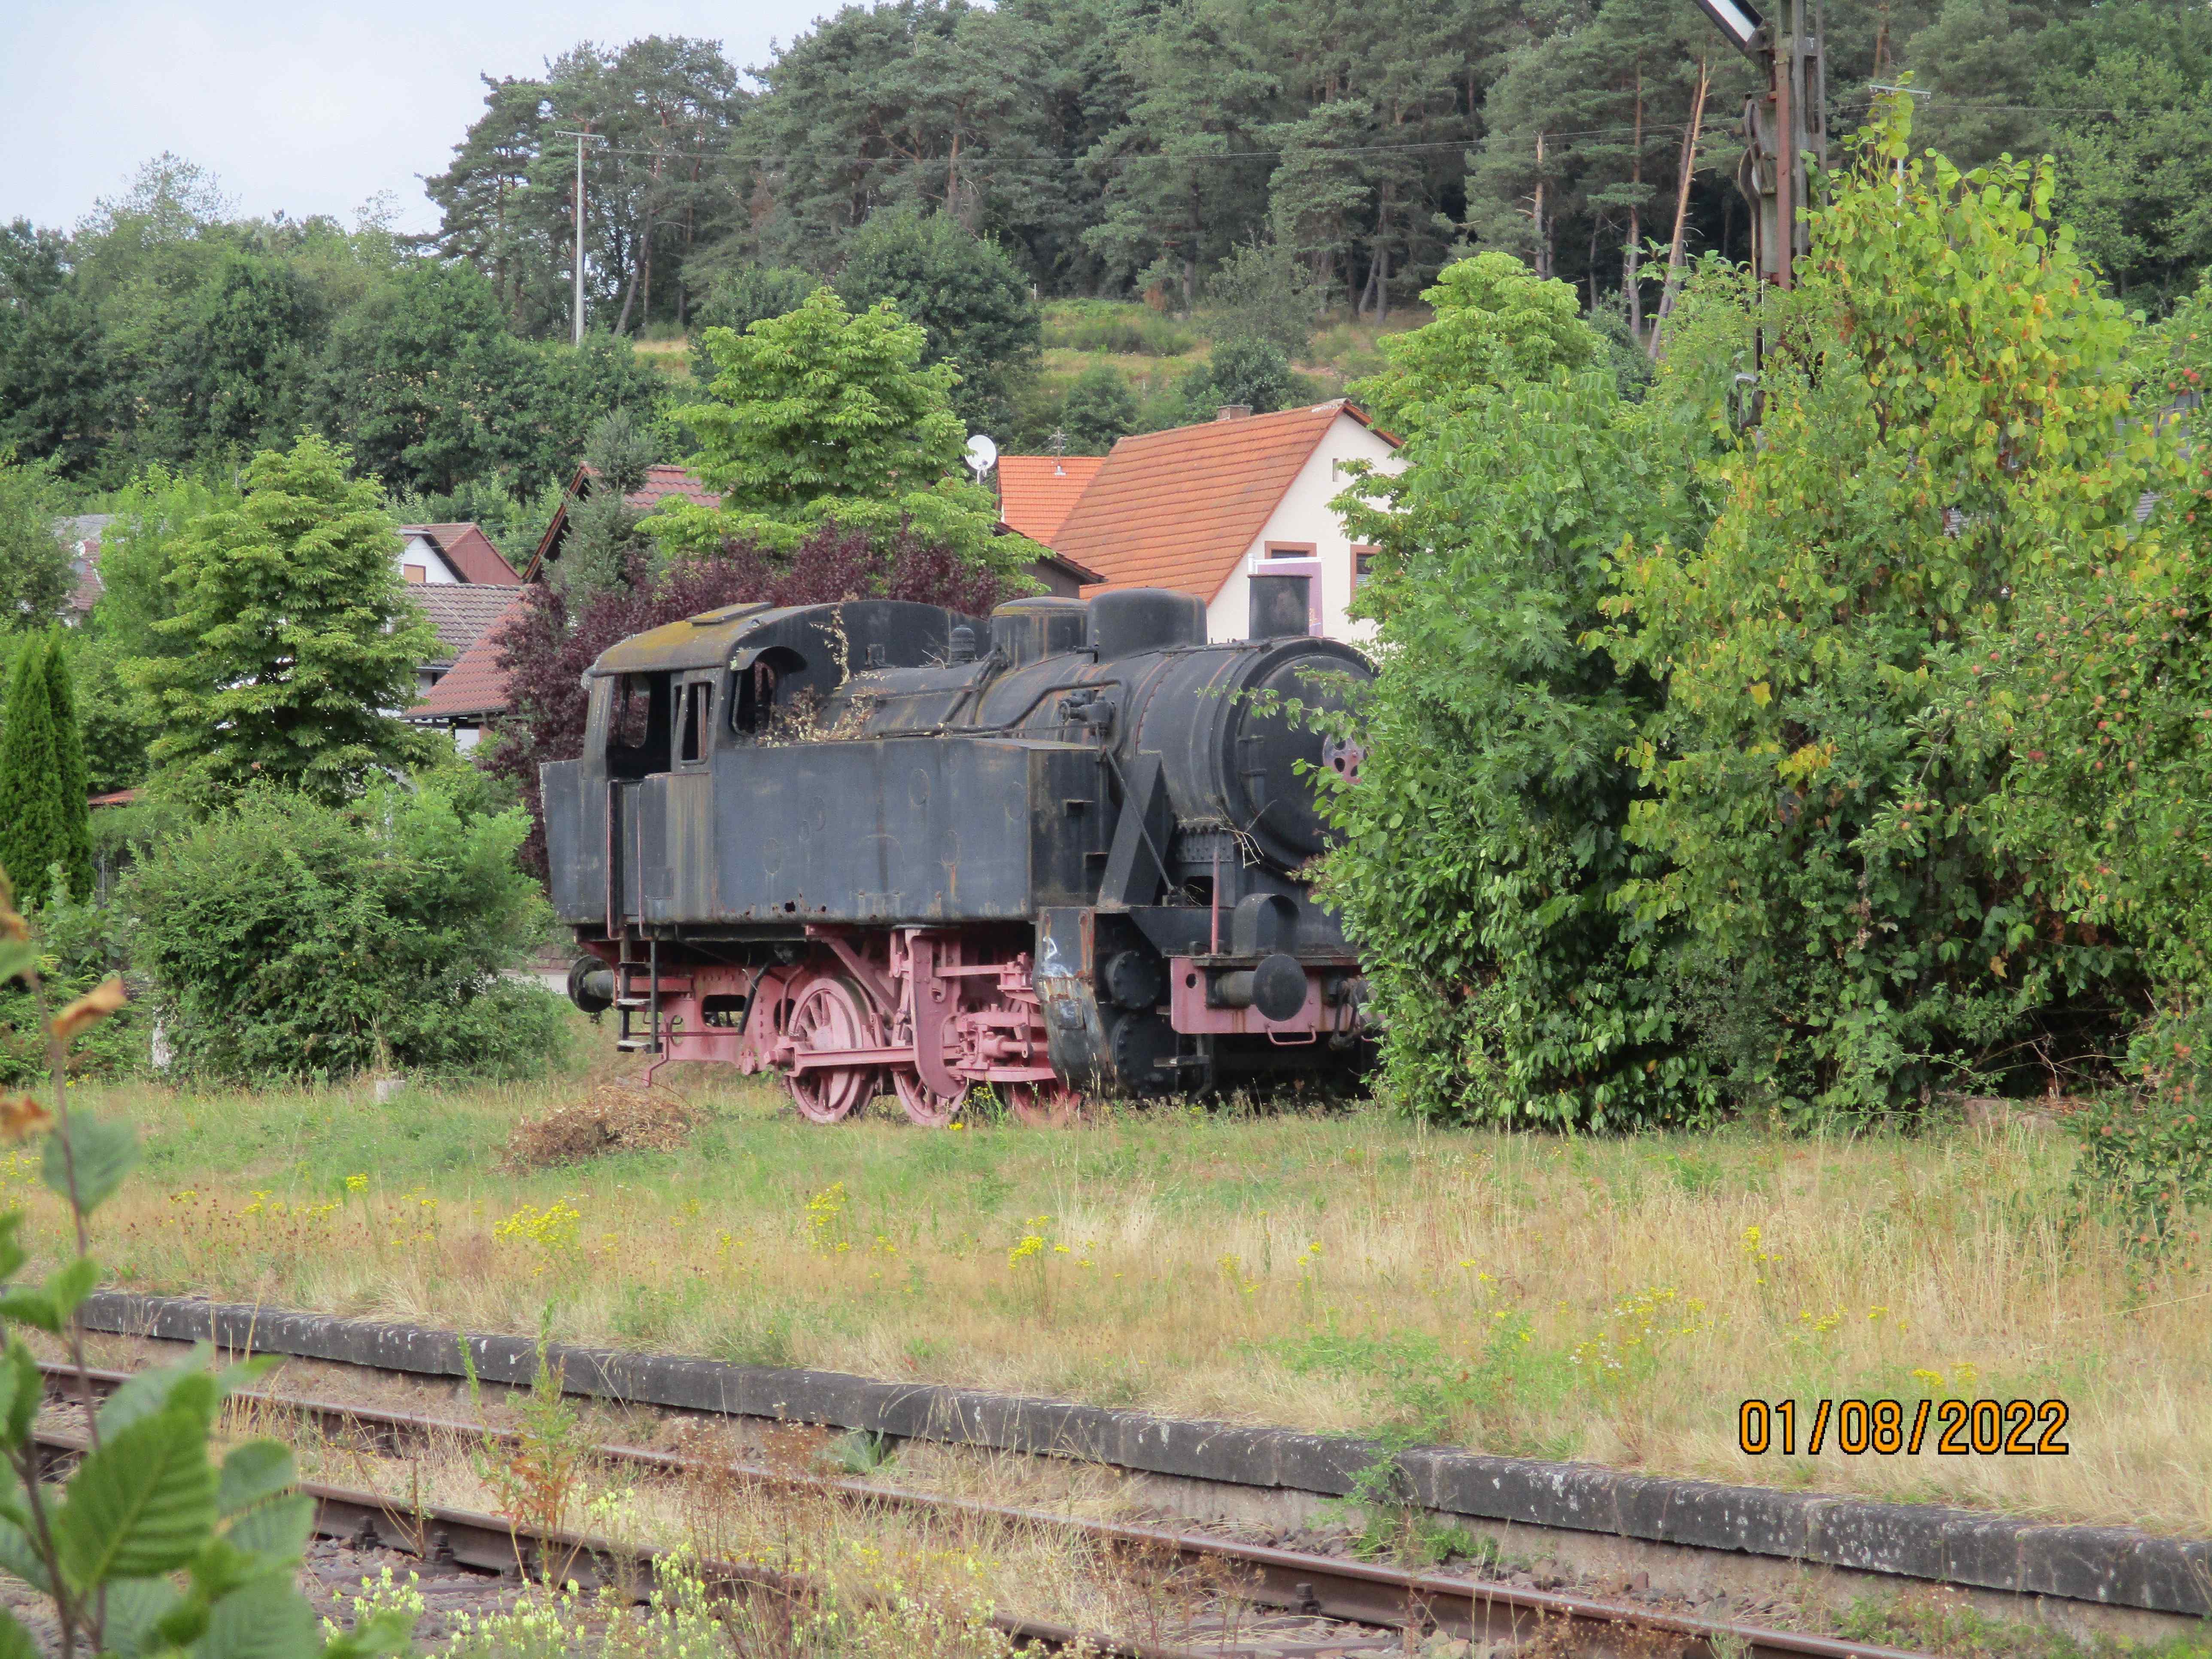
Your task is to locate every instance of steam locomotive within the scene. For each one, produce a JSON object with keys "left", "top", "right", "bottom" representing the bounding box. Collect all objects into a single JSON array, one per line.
[{"left": 542, "top": 575, "right": 1373, "bottom": 1124}]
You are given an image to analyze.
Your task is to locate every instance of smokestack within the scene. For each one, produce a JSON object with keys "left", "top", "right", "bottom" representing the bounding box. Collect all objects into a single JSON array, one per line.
[
  {"left": 1215, "top": 404, "right": 1252, "bottom": 422},
  {"left": 1248, "top": 573, "right": 1311, "bottom": 640}
]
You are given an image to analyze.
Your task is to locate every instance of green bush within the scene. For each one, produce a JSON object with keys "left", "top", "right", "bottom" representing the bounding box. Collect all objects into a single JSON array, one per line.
[
  {"left": 127, "top": 781, "right": 565, "bottom": 1082},
  {"left": 1059, "top": 362, "right": 1138, "bottom": 453},
  {"left": 2065, "top": 1089, "right": 2212, "bottom": 1267},
  {"left": 0, "top": 875, "right": 143, "bottom": 1086}
]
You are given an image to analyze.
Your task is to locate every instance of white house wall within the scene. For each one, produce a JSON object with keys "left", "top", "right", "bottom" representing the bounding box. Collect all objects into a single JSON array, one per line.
[
  {"left": 396, "top": 534, "right": 462, "bottom": 585},
  {"left": 1203, "top": 412, "right": 1401, "bottom": 645}
]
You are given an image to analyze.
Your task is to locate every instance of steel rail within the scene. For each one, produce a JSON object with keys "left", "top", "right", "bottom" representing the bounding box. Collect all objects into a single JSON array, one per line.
[
  {"left": 42, "top": 1361, "right": 1931, "bottom": 1659},
  {"left": 28, "top": 1424, "right": 1208, "bottom": 1659}
]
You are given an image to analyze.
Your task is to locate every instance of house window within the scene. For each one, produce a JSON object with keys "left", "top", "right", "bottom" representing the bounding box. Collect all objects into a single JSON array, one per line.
[
  {"left": 1264, "top": 541, "right": 1317, "bottom": 559},
  {"left": 1352, "top": 545, "right": 1377, "bottom": 589},
  {"left": 402, "top": 563, "right": 427, "bottom": 583}
]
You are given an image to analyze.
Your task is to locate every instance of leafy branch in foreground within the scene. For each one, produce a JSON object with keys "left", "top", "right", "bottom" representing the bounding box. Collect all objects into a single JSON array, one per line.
[{"left": 0, "top": 862, "right": 417, "bottom": 1659}]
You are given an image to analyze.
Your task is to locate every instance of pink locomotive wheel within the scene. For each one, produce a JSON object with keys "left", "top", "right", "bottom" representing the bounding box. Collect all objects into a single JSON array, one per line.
[
  {"left": 783, "top": 976, "right": 880, "bottom": 1123},
  {"left": 1003, "top": 1081, "right": 1085, "bottom": 1128},
  {"left": 893, "top": 1070, "right": 968, "bottom": 1128}
]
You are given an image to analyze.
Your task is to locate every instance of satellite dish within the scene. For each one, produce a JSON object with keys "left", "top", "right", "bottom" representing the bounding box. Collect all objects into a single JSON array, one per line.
[{"left": 964, "top": 433, "right": 999, "bottom": 477}]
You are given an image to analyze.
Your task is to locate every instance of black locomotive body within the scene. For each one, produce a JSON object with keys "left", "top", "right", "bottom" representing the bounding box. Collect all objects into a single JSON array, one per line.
[{"left": 542, "top": 577, "right": 1372, "bottom": 1123}]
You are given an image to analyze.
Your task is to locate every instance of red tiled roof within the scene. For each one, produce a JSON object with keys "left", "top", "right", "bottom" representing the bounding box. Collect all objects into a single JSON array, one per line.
[
  {"left": 397, "top": 523, "right": 521, "bottom": 585},
  {"left": 997, "top": 456, "right": 1106, "bottom": 547},
  {"left": 523, "top": 465, "right": 720, "bottom": 580},
  {"left": 412, "top": 593, "right": 529, "bottom": 721},
  {"left": 626, "top": 465, "right": 719, "bottom": 510},
  {"left": 67, "top": 541, "right": 103, "bottom": 615},
  {"left": 409, "top": 583, "right": 526, "bottom": 663},
  {"left": 1053, "top": 402, "right": 1382, "bottom": 601}
]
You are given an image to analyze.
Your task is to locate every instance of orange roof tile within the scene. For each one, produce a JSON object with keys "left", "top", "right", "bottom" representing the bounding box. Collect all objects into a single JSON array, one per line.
[
  {"left": 412, "top": 593, "right": 529, "bottom": 720},
  {"left": 997, "top": 455, "right": 1106, "bottom": 547},
  {"left": 1052, "top": 402, "right": 1378, "bottom": 601}
]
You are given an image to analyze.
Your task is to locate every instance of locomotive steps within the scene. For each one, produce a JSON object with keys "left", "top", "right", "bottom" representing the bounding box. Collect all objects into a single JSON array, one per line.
[{"left": 77, "top": 1290, "right": 2210, "bottom": 1646}]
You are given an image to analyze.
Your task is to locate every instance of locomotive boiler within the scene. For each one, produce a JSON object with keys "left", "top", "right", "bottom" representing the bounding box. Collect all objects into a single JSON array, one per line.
[{"left": 541, "top": 576, "right": 1372, "bottom": 1124}]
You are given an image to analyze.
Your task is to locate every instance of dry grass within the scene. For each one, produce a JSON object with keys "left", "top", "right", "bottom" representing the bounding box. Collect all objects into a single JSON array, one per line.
[
  {"left": 504, "top": 1085, "right": 700, "bottom": 1170},
  {"left": 24, "top": 1024, "right": 2211, "bottom": 1539}
]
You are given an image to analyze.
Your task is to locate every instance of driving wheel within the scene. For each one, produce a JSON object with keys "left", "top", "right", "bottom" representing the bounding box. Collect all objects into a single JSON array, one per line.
[
  {"left": 784, "top": 975, "right": 879, "bottom": 1123},
  {"left": 1004, "top": 1081, "right": 1085, "bottom": 1127}
]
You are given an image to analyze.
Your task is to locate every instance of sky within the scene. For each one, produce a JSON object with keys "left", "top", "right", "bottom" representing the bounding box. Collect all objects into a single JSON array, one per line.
[{"left": 5, "top": 0, "right": 834, "bottom": 237}]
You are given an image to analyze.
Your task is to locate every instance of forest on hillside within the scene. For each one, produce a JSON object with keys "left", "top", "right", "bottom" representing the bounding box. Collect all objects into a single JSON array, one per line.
[{"left": 1, "top": 0, "right": 2206, "bottom": 499}]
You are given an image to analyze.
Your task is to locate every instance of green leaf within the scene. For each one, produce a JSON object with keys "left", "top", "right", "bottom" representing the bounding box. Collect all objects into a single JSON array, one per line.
[
  {"left": 0, "top": 1291, "right": 61, "bottom": 1334},
  {"left": 222, "top": 1492, "right": 312, "bottom": 1563},
  {"left": 217, "top": 1441, "right": 295, "bottom": 1519},
  {"left": 0, "top": 1508, "right": 52, "bottom": 1593},
  {"left": 194, "top": 1572, "right": 320, "bottom": 1659},
  {"left": 0, "top": 1214, "right": 27, "bottom": 1285},
  {"left": 0, "top": 1607, "right": 37, "bottom": 1659},
  {"left": 2, "top": 1345, "right": 36, "bottom": 1450},
  {"left": 44, "top": 1255, "right": 98, "bottom": 1322},
  {"left": 0, "top": 941, "right": 35, "bottom": 987},
  {"left": 54, "top": 1407, "right": 219, "bottom": 1586},
  {"left": 317, "top": 1607, "right": 418, "bottom": 1659},
  {"left": 98, "top": 1344, "right": 215, "bottom": 1439},
  {"left": 104, "top": 1574, "right": 187, "bottom": 1659},
  {"left": 40, "top": 1110, "right": 139, "bottom": 1215}
]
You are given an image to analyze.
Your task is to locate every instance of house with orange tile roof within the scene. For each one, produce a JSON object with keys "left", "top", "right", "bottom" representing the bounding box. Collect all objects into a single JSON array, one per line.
[
  {"left": 1043, "top": 400, "right": 1398, "bottom": 646},
  {"left": 411, "top": 591, "right": 529, "bottom": 750},
  {"left": 395, "top": 522, "right": 521, "bottom": 586},
  {"left": 526, "top": 459, "right": 1103, "bottom": 595},
  {"left": 996, "top": 455, "right": 1106, "bottom": 547}
]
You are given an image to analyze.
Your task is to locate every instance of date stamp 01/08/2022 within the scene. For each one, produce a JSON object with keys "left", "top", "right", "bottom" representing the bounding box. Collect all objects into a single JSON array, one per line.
[{"left": 1738, "top": 1398, "right": 2070, "bottom": 1457}]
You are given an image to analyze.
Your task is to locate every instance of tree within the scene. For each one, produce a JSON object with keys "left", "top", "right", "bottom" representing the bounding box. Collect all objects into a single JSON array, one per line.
[
  {"left": 1060, "top": 361, "right": 1138, "bottom": 451},
  {"left": 686, "top": 263, "right": 819, "bottom": 381},
  {"left": 1604, "top": 99, "right": 2153, "bottom": 1112},
  {"left": 1318, "top": 259, "right": 1717, "bottom": 1125},
  {"left": 486, "top": 525, "right": 1022, "bottom": 872},
  {"left": 140, "top": 434, "right": 438, "bottom": 807},
  {"left": 311, "top": 263, "right": 659, "bottom": 498},
  {"left": 834, "top": 209, "right": 1042, "bottom": 431},
  {"left": 429, "top": 39, "right": 747, "bottom": 340},
  {"left": 0, "top": 457, "right": 68, "bottom": 626},
  {"left": 1350, "top": 251, "right": 1598, "bottom": 435},
  {"left": 0, "top": 640, "right": 68, "bottom": 904},
  {"left": 1198, "top": 235, "right": 1320, "bottom": 353},
  {"left": 43, "top": 632, "right": 94, "bottom": 900},
  {"left": 650, "top": 286, "right": 1031, "bottom": 577},
  {"left": 554, "top": 408, "right": 661, "bottom": 598},
  {"left": 1182, "top": 335, "right": 1296, "bottom": 416}
]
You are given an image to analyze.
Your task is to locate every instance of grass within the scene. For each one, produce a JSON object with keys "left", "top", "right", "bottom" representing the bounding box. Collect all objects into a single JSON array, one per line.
[{"left": 27, "top": 1017, "right": 2212, "bottom": 1540}]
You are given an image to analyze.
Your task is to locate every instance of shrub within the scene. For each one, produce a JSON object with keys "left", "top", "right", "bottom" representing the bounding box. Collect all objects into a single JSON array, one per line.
[
  {"left": 1604, "top": 98, "right": 2155, "bottom": 1115},
  {"left": 1059, "top": 362, "right": 1138, "bottom": 453},
  {"left": 0, "top": 874, "right": 141, "bottom": 1086},
  {"left": 126, "top": 781, "right": 565, "bottom": 1082}
]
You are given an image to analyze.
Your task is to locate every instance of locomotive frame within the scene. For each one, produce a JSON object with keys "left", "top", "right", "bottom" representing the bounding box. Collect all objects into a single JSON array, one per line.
[{"left": 542, "top": 577, "right": 1372, "bottom": 1124}]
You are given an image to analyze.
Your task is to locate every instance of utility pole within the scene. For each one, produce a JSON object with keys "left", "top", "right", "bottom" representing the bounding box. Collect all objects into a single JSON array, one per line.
[
  {"left": 1688, "top": 0, "right": 1823, "bottom": 288},
  {"left": 554, "top": 130, "right": 604, "bottom": 346}
]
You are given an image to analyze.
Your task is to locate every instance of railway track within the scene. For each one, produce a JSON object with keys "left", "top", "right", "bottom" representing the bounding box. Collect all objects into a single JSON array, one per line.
[{"left": 38, "top": 1359, "right": 1933, "bottom": 1659}]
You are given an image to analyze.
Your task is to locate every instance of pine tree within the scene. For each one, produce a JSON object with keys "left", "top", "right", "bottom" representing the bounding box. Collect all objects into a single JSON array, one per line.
[
  {"left": 0, "top": 639, "right": 67, "bottom": 905},
  {"left": 43, "top": 632, "right": 95, "bottom": 901},
  {"left": 140, "top": 433, "right": 439, "bottom": 807}
]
